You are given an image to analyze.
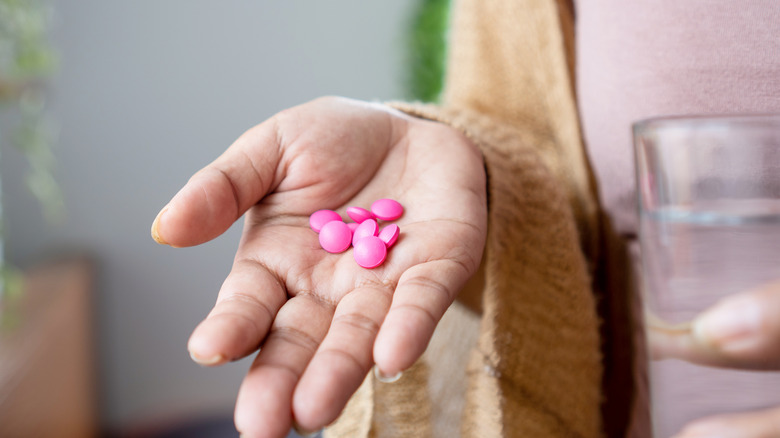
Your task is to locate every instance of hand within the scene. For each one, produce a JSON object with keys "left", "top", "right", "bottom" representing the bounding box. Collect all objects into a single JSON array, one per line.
[
  {"left": 649, "top": 281, "right": 780, "bottom": 438},
  {"left": 151, "top": 97, "right": 487, "bottom": 437}
]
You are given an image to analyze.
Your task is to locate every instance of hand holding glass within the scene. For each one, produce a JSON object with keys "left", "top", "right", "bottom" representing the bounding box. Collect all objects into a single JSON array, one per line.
[{"left": 635, "top": 115, "right": 780, "bottom": 437}]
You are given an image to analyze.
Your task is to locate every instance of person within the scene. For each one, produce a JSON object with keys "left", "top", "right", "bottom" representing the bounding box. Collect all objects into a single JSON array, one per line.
[{"left": 151, "top": 0, "right": 780, "bottom": 437}]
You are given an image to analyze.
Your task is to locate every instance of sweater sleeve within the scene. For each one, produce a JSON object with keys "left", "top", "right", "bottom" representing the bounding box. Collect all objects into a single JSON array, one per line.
[
  {"left": 385, "top": 102, "right": 604, "bottom": 438},
  {"left": 326, "top": 0, "right": 606, "bottom": 437},
  {"left": 441, "top": 0, "right": 599, "bottom": 263}
]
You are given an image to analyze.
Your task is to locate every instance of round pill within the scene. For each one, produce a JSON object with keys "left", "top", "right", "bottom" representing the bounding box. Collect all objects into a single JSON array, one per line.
[
  {"left": 371, "top": 199, "right": 404, "bottom": 221},
  {"left": 352, "top": 219, "right": 378, "bottom": 247},
  {"left": 309, "top": 209, "right": 342, "bottom": 233},
  {"left": 346, "top": 206, "right": 375, "bottom": 223},
  {"left": 353, "top": 236, "right": 387, "bottom": 269},
  {"left": 318, "top": 221, "right": 352, "bottom": 253},
  {"left": 347, "top": 222, "right": 359, "bottom": 233},
  {"left": 378, "top": 224, "right": 400, "bottom": 248}
]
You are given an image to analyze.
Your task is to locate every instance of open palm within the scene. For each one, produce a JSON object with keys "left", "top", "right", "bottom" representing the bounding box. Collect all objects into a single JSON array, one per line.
[{"left": 151, "top": 97, "right": 487, "bottom": 437}]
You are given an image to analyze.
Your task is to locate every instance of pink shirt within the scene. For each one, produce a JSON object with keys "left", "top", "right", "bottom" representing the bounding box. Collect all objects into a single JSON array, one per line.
[
  {"left": 577, "top": 0, "right": 780, "bottom": 236},
  {"left": 576, "top": 1, "right": 780, "bottom": 436}
]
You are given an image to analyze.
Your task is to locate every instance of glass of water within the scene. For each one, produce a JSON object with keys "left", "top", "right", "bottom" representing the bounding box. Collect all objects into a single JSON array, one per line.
[{"left": 634, "top": 114, "right": 780, "bottom": 437}]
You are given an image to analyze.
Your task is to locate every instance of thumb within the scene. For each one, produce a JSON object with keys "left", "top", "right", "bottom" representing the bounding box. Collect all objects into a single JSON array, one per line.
[
  {"left": 151, "top": 121, "right": 281, "bottom": 247},
  {"left": 649, "top": 281, "right": 780, "bottom": 370}
]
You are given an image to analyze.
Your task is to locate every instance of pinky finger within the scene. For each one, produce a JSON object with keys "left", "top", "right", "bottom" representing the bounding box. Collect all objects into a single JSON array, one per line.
[
  {"left": 674, "top": 406, "right": 780, "bottom": 438},
  {"left": 373, "top": 259, "right": 473, "bottom": 378}
]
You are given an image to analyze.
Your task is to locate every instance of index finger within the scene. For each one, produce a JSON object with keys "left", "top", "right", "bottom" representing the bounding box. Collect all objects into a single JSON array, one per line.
[
  {"left": 151, "top": 119, "right": 282, "bottom": 248},
  {"left": 650, "top": 281, "right": 780, "bottom": 370}
]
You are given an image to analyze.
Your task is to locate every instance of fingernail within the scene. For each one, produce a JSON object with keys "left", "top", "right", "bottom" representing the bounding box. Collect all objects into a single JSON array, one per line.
[
  {"left": 692, "top": 295, "right": 762, "bottom": 349},
  {"left": 373, "top": 365, "right": 402, "bottom": 383},
  {"left": 292, "top": 421, "right": 321, "bottom": 437},
  {"left": 189, "top": 350, "right": 225, "bottom": 366},
  {"left": 151, "top": 206, "right": 169, "bottom": 245}
]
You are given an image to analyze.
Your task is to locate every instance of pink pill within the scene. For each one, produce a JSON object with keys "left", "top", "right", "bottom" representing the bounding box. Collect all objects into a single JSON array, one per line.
[
  {"left": 309, "top": 209, "right": 342, "bottom": 233},
  {"left": 378, "top": 224, "right": 400, "bottom": 248},
  {"left": 353, "top": 236, "right": 387, "bottom": 269},
  {"left": 346, "top": 206, "right": 375, "bottom": 223},
  {"left": 371, "top": 199, "right": 403, "bottom": 221},
  {"left": 352, "top": 219, "right": 378, "bottom": 247},
  {"left": 318, "top": 221, "right": 352, "bottom": 253},
  {"left": 347, "top": 222, "right": 359, "bottom": 233}
]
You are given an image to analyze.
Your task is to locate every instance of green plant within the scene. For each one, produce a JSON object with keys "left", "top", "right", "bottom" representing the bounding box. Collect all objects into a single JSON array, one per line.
[
  {"left": 1, "top": 0, "right": 61, "bottom": 221},
  {"left": 0, "top": 0, "right": 60, "bottom": 319},
  {"left": 405, "top": 0, "right": 450, "bottom": 103}
]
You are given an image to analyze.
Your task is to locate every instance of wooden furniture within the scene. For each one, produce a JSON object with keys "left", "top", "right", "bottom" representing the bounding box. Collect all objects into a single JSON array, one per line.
[{"left": 0, "top": 257, "right": 98, "bottom": 437}]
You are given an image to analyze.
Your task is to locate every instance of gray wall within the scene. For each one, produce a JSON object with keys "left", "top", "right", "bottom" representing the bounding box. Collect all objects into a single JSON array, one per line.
[{"left": 2, "top": 0, "right": 416, "bottom": 430}]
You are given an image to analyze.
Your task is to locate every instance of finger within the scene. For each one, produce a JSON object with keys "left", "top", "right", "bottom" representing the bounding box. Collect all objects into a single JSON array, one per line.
[
  {"left": 373, "top": 258, "right": 474, "bottom": 378},
  {"left": 187, "top": 258, "right": 287, "bottom": 366},
  {"left": 292, "top": 283, "right": 393, "bottom": 430},
  {"left": 650, "top": 281, "right": 780, "bottom": 370},
  {"left": 234, "top": 293, "right": 334, "bottom": 438},
  {"left": 673, "top": 405, "right": 780, "bottom": 438},
  {"left": 151, "top": 120, "right": 282, "bottom": 247}
]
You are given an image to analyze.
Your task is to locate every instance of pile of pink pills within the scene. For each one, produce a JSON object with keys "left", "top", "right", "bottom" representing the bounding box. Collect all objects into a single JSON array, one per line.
[{"left": 309, "top": 198, "right": 403, "bottom": 269}]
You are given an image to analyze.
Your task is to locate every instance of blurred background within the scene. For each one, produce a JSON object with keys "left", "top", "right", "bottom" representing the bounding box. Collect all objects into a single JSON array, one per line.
[{"left": 0, "top": 1, "right": 448, "bottom": 436}]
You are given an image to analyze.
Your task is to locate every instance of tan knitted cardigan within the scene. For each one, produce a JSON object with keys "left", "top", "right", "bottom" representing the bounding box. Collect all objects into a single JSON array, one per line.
[{"left": 326, "top": 0, "right": 640, "bottom": 436}]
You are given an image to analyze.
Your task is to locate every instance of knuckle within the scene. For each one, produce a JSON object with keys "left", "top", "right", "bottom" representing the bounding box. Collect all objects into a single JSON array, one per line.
[
  {"left": 218, "top": 291, "right": 276, "bottom": 328},
  {"left": 271, "top": 326, "right": 320, "bottom": 355},
  {"left": 233, "top": 257, "right": 286, "bottom": 294},
  {"left": 392, "top": 302, "right": 438, "bottom": 327},
  {"left": 257, "top": 361, "right": 301, "bottom": 380},
  {"left": 447, "top": 252, "right": 479, "bottom": 277},
  {"left": 212, "top": 166, "right": 242, "bottom": 211},
  {"left": 333, "top": 312, "right": 380, "bottom": 337},
  {"left": 318, "top": 347, "right": 370, "bottom": 373},
  {"left": 402, "top": 275, "right": 455, "bottom": 304}
]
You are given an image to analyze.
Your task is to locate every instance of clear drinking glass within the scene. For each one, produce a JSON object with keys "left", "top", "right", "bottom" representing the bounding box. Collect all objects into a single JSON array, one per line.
[{"left": 634, "top": 114, "right": 780, "bottom": 437}]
